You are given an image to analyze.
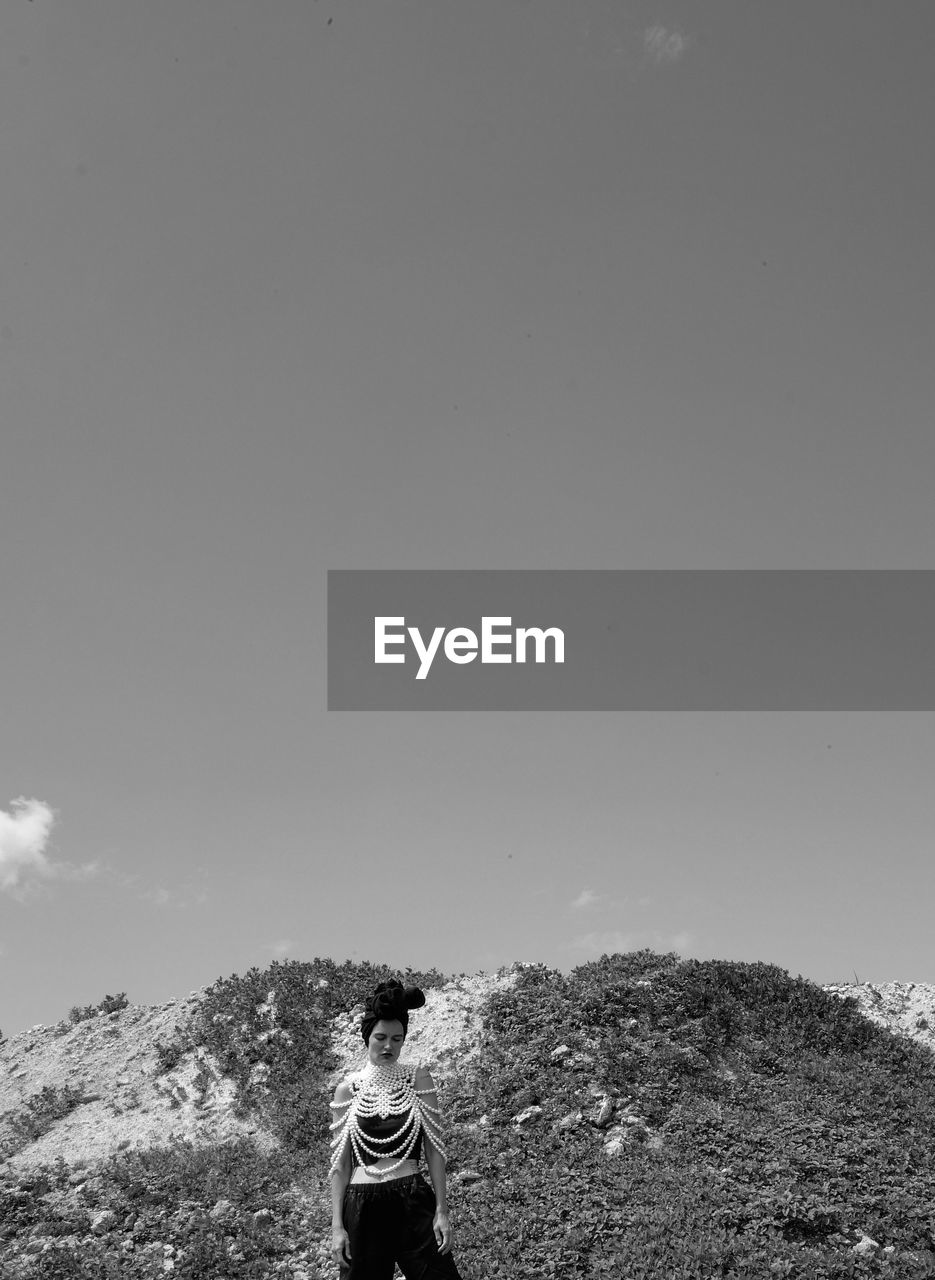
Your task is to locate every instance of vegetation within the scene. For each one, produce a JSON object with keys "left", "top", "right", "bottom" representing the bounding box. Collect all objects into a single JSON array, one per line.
[
  {"left": 3, "top": 953, "right": 935, "bottom": 1278},
  {"left": 154, "top": 957, "right": 447, "bottom": 1146},
  {"left": 3, "top": 1085, "right": 88, "bottom": 1154},
  {"left": 67, "top": 995, "right": 130, "bottom": 1026}
]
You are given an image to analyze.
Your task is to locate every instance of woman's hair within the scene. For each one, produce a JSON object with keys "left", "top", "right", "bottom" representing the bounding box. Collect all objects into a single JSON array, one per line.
[{"left": 360, "top": 979, "right": 426, "bottom": 1044}]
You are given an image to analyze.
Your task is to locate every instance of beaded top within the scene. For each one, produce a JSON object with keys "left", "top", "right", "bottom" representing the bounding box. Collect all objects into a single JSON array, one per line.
[{"left": 328, "top": 1061, "right": 446, "bottom": 1180}]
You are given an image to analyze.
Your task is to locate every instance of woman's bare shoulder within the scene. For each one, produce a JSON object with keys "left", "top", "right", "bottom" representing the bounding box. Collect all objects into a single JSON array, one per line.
[{"left": 332, "top": 1077, "right": 355, "bottom": 1105}]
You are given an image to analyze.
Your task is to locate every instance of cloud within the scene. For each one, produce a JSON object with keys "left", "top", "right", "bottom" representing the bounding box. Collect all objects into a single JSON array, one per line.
[
  {"left": 0, "top": 797, "right": 100, "bottom": 899},
  {"left": 571, "top": 887, "right": 604, "bottom": 910},
  {"left": 568, "top": 929, "right": 694, "bottom": 958},
  {"left": 644, "top": 25, "right": 690, "bottom": 65},
  {"left": 0, "top": 798, "right": 56, "bottom": 895}
]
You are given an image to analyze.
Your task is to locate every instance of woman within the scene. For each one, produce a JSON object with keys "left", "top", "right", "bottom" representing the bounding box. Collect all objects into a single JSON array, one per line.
[{"left": 329, "top": 980, "right": 464, "bottom": 1280}]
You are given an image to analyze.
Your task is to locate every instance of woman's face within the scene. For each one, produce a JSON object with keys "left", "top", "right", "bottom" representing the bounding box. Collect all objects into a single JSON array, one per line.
[{"left": 368, "top": 1018, "right": 406, "bottom": 1066}]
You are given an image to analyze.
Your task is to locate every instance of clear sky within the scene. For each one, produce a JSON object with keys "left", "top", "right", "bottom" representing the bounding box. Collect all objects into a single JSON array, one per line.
[{"left": 2, "top": 0, "right": 934, "bottom": 1035}]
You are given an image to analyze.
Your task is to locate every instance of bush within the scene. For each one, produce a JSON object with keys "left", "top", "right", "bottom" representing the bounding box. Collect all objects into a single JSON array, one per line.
[
  {"left": 7, "top": 954, "right": 935, "bottom": 1279},
  {"left": 67, "top": 994, "right": 129, "bottom": 1025},
  {"left": 447, "top": 954, "right": 935, "bottom": 1278},
  {"left": 7, "top": 1084, "right": 88, "bottom": 1146},
  {"left": 156, "top": 958, "right": 448, "bottom": 1149}
]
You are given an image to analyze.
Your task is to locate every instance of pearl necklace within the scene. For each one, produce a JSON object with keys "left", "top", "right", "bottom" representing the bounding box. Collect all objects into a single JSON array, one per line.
[{"left": 329, "top": 1061, "right": 447, "bottom": 1180}]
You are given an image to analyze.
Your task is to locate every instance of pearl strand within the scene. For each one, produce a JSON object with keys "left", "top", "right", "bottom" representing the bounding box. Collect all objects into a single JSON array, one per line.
[{"left": 329, "top": 1062, "right": 447, "bottom": 1179}]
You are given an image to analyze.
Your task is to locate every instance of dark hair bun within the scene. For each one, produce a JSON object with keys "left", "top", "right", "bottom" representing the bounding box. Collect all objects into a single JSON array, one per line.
[
  {"left": 360, "top": 979, "right": 425, "bottom": 1044},
  {"left": 369, "top": 980, "right": 425, "bottom": 1019}
]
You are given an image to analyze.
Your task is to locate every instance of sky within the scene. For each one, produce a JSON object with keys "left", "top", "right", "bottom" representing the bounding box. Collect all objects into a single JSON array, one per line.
[{"left": 2, "top": 0, "right": 934, "bottom": 1036}]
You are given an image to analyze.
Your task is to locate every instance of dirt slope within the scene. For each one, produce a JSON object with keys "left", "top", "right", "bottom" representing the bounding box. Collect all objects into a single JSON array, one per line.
[
  {"left": 0, "top": 972, "right": 518, "bottom": 1176},
  {"left": 1, "top": 973, "right": 931, "bottom": 1177},
  {"left": 0, "top": 992, "right": 269, "bottom": 1175}
]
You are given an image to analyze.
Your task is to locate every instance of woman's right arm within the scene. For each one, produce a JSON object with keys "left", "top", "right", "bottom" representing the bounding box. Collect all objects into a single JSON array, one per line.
[{"left": 330, "top": 1081, "right": 353, "bottom": 1265}]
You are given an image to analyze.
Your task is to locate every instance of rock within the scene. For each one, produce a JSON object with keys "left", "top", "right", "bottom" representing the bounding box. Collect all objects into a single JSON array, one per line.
[
  {"left": 852, "top": 1233, "right": 880, "bottom": 1256},
  {"left": 557, "top": 1111, "right": 582, "bottom": 1130},
  {"left": 603, "top": 1126, "right": 629, "bottom": 1157},
  {"left": 591, "top": 1096, "right": 615, "bottom": 1128},
  {"left": 550, "top": 1044, "right": 571, "bottom": 1059},
  {"left": 253, "top": 1208, "right": 274, "bottom": 1228},
  {"left": 210, "top": 1199, "right": 234, "bottom": 1219},
  {"left": 512, "top": 1105, "right": 543, "bottom": 1126},
  {"left": 91, "top": 1210, "right": 118, "bottom": 1233}
]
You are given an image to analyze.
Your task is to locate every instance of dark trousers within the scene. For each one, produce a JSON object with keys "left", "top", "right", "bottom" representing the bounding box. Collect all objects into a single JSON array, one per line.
[{"left": 340, "top": 1173, "right": 463, "bottom": 1280}]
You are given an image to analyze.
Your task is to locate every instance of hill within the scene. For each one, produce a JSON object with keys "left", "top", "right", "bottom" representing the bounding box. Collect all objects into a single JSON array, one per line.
[{"left": 2, "top": 955, "right": 935, "bottom": 1278}]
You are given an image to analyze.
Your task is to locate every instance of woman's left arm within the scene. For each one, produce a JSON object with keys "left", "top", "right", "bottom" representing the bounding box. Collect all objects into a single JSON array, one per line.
[{"left": 416, "top": 1064, "right": 452, "bottom": 1255}]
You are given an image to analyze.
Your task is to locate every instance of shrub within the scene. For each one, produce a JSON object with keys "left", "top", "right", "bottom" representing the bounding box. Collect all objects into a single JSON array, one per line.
[
  {"left": 67, "top": 994, "right": 129, "bottom": 1025},
  {"left": 156, "top": 958, "right": 448, "bottom": 1150},
  {"left": 7, "top": 954, "right": 935, "bottom": 1279},
  {"left": 4, "top": 1084, "right": 88, "bottom": 1154}
]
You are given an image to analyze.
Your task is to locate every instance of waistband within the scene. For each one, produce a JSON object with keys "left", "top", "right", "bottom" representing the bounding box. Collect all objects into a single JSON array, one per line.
[{"left": 345, "top": 1173, "right": 426, "bottom": 1199}]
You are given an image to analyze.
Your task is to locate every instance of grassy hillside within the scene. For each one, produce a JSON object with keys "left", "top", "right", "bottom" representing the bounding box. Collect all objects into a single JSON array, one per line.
[{"left": 2, "top": 953, "right": 935, "bottom": 1278}]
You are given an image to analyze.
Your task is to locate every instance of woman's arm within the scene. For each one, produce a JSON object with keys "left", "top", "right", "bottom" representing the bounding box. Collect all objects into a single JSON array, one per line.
[
  {"left": 415, "top": 1065, "right": 452, "bottom": 1254},
  {"left": 329, "top": 1081, "right": 353, "bottom": 1265}
]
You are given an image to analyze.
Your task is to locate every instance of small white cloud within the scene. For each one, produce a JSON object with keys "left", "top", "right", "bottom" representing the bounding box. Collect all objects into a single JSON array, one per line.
[
  {"left": 1, "top": 799, "right": 102, "bottom": 900},
  {"left": 644, "top": 25, "right": 690, "bottom": 65},
  {"left": 0, "top": 798, "right": 56, "bottom": 895},
  {"left": 571, "top": 887, "right": 604, "bottom": 910}
]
